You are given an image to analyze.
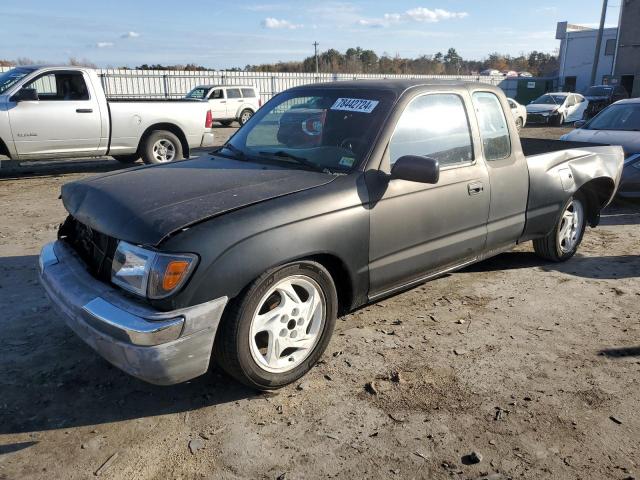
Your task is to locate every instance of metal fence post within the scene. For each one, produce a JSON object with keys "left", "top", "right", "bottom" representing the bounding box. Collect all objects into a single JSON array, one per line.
[{"left": 163, "top": 74, "right": 169, "bottom": 98}]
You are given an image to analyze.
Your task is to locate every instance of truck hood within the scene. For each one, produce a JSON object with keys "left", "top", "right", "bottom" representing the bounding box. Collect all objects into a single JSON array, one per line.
[
  {"left": 61, "top": 156, "right": 336, "bottom": 246},
  {"left": 562, "top": 129, "right": 640, "bottom": 157},
  {"left": 526, "top": 104, "right": 560, "bottom": 114}
]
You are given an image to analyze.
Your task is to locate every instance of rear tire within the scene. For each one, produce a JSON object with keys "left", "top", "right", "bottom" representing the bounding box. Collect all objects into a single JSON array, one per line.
[
  {"left": 214, "top": 261, "right": 338, "bottom": 390},
  {"left": 238, "top": 109, "right": 254, "bottom": 126},
  {"left": 141, "top": 130, "right": 182, "bottom": 165},
  {"left": 533, "top": 193, "right": 586, "bottom": 262},
  {"left": 112, "top": 154, "right": 140, "bottom": 164}
]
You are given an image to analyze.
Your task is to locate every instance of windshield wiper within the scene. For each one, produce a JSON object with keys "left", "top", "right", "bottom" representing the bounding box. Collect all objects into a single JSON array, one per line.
[
  {"left": 258, "top": 150, "right": 331, "bottom": 173},
  {"left": 213, "top": 143, "right": 249, "bottom": 161}
]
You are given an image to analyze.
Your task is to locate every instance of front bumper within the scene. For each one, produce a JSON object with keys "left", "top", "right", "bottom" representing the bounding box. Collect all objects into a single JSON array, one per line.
[
  {"left": 39, "top": 241, "right": 227, "bottom": 385},
  {"left": 527, "top": 112, "right": 553, "bottom": 124}
]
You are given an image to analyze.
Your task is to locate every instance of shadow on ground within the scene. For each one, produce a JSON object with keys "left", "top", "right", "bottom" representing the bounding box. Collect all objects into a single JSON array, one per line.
[
  {"left": 0, "top": 254, "right": 258, "bottom": 435},
  {"left": 465, "top": 251, "right": 639, "bottom": 280},
  {"left": 599, "top": 346, "right": 640, "bottom": 358}
]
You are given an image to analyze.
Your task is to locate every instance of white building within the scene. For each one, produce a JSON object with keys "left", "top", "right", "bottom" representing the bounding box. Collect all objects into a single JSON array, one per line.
[{"left": 556, "top": 22, "right": 618, "bottom": 93}]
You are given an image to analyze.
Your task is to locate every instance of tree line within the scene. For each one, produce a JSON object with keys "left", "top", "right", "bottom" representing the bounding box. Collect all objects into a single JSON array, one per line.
[
  {"left": 245, "top": 47, "right": 559, "bottom": 77},
  {"left": 1, "top": 47, "right": 559, "bottom": 77}
]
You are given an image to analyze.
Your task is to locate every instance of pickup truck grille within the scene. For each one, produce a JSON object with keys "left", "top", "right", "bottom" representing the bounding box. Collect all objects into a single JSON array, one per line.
[{"left": 58, "top": 216, "right": 117, "bottom": 282}]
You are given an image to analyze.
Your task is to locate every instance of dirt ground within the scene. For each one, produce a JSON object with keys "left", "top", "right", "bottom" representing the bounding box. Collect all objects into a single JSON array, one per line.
[{"left": 1, "top": 124, "right": 639, "bottom": 480}]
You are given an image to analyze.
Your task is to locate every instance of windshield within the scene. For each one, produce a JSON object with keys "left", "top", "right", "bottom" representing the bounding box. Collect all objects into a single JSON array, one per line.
[
  {"left": 586, "top": 103, "right": 640, "bottom": 131},
  {"left": 0, "top": 67, "right": 33, "bottom": 95},
  {"left": 585, "top": 86, "right": 613, "bottom": 97},
  {"left": 220, "top": 89, "right": 393, "bottom": 172},
  {"left": 532, "top": 94, "right": 566, "bottom": 105},
  {"left": 185, "top": 87, "right": 210, "bottom": 100}
]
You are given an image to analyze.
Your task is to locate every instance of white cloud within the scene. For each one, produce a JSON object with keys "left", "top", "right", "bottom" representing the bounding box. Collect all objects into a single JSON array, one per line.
[
  {"left": 244, "top": 3, "right": 286, "bottom": 11},
  {"left": 358, "top": 7, "right": 468, "bottom": 28},
  {"left": 261, "top": 17, "right": 303, "bottom": 29},
  {"left": 121, "top": 31, "right": 140, "bottom": 39},
  {"left": 96, "top": 42, "right": 114, "bottom": 48}
]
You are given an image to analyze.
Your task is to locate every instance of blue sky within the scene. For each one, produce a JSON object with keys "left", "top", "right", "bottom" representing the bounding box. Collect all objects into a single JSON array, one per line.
[{"left": 0, "top": 0, "right": 621, "bottom": 68}]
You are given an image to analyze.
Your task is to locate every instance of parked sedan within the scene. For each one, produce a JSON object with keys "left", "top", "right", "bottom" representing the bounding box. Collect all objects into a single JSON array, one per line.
[
  {"left": 526, "top": 92, "right": 587, "bottom": 126},
  {"left": 508, "top": 98, "right": 527, "bottom": 131},
  {"left": 561, "top": 98, "right": 640, "bottom": 198}
]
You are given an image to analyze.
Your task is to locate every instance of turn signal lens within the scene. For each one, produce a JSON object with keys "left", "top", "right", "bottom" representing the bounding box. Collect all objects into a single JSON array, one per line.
[{"left": 163, "top": 260, "right": 190, "bottom": 291}]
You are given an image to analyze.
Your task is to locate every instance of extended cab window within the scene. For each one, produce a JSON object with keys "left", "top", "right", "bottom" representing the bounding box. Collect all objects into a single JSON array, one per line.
[
  {"left": 24, "top": 72, "right": 89, "bottom": 101},
  {"left": 472, "top": 92, "right": 511, "bottom": 161},
  {"left": 389, "top": 93, "right": 474, "bottom": 167},
  {"left": 227, "top": 88, "right": 241, "bottom": 99}
]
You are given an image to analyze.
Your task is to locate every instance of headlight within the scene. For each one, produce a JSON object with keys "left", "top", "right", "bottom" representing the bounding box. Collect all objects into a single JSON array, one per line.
[{"left": 111, "top": 241, "right": 198, "bottom": 299}]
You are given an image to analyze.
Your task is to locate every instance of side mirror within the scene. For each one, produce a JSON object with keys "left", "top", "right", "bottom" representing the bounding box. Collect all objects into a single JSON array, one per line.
[
  {"left": 391, "top": 155, "right": 439, "bottom": 184},
  {"left": 574, "top": 120, "right": 586, "bottom": 128},
  {"left": 11, "top": 88, "right": 39, "bottom": 102}
]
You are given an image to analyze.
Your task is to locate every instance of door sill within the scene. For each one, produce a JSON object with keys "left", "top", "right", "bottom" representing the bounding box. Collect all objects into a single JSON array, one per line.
[{"left": 368, "top": 257, "right": 479, "bottom": 301}]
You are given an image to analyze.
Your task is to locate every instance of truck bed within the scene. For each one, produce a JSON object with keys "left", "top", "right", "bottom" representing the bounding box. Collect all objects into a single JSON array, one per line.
[{"left": 520, "top": 137, "right": 609, "bottom": 157}]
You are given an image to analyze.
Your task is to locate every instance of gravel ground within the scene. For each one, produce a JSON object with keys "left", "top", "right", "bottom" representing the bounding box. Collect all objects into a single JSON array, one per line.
[{"left": 0, "top": 124, "right": 638, "bottom": 480}]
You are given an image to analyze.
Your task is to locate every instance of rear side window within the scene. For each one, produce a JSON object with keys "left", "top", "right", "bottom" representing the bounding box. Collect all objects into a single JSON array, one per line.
[
  {"left": 241, "top": 88, "right": 256, "bottom": 98},
  {"left": 389, "top": 93, "right": 474, "bottom": 167},
  {"left": 472, "top": 92, "right": 511, "bottom": 161},
  {"left": 226, "top": 88, "right": 241, "bottom": 99}
]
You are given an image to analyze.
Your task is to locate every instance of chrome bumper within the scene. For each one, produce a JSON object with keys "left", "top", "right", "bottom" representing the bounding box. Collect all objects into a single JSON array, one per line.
[{"left": 39, "top": 241, "right": 227, "bottom": 385}]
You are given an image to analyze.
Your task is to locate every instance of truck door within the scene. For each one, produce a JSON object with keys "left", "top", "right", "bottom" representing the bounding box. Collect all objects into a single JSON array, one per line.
[
  {"left": 368, "top": 92, "right": 491, "bottom": 297},
  {"left": 470, "top": 91, "right": 529, "bottom": 251},
  {"left": 225, "top": 88, "right": 243, "bottom": 118},
  {"left": 208, "top": 88, "right": 228, "bottom": 120},
  {"left": 8, "top": 70, "right": 101, "bottom": 159}
]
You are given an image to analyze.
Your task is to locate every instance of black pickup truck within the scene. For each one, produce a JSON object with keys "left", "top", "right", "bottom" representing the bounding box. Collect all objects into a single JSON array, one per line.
[{"left": 39, "top": 80, "right": 623, "bottom": 389}]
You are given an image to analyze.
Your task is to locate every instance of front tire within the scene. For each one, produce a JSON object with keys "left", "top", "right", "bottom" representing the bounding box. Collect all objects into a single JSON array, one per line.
[
  {"left": 533, "top": 193, "right": 586, "bottom": 262},
  {"left": 141, "top": 130, "right": 182, "bottom": 165},
  {"left": 215, "top": 261, "right": 338, "bottom": 390}
]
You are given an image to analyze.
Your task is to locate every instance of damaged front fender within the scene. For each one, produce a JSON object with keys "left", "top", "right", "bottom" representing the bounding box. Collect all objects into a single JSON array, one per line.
[{"left": 520, "top": 145, "right": 624, "bottom": 242}]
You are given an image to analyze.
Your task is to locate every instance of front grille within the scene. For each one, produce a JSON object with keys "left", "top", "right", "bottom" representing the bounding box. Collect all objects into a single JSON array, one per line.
[
  {"left": 528, "top": 114, "right": 548, "bottom": 124},
  {"left": 58, "top": 216, "right": 118, "bottom": 281}
]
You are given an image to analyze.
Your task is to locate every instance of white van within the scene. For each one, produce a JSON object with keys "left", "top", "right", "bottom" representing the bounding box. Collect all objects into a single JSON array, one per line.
[{"left": 186, "top": 85, "right": 261, "bottom": 126}]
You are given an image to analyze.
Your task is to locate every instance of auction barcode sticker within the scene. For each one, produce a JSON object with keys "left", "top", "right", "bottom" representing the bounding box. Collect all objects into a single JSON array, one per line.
[{"left": 331, "top": 98, "right": 379, "bottom": 113}]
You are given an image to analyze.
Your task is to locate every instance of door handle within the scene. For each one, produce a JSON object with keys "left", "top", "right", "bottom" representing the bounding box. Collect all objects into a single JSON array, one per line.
[
  {"left": 220, "top": 101, "right": 226, "bottom": 103},
  {"left": 467, "top": 182, "right": 484, "bottom": 195},
  {"left": 76, "top": 108, "right": 93, "bottom": 113}
]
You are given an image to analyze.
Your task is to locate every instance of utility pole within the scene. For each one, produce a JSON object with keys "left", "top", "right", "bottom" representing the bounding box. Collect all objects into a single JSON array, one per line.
[
  {"left": 590, "top": 0, "right": 608, "bottom": 87},
  {"left": 313, "top": 41, "right": 319, "bottom": 74}
]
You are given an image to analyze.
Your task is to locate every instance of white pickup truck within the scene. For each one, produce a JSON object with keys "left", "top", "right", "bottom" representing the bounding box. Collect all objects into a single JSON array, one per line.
[{"left": 0, "top": 66, "right": 214, "bottom": 164}]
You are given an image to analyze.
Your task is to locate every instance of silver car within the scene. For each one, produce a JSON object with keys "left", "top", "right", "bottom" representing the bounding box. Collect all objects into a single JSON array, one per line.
[{"left": 561, "top": 98, "right": 640, "bottom": 198}]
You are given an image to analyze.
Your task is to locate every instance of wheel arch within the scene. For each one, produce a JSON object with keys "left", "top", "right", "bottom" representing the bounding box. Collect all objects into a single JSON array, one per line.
[
  {"left": 576, "top": 176, "right": 617, "bottom": 227},
  {"left": 0, "top": 137, "right": 11, "bottom": 159},
  {"left": 235, "top": 105, "right": 255, "bottom": 119},
  {"left": 138, "top": 123, "right": 190, "bottom": 159}
]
